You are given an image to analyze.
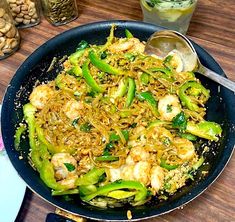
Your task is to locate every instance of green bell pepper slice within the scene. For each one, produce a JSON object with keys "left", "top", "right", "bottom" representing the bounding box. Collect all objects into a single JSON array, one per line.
[
  {"left": 179, "top": 81, "right": 210, "bottom": 111},
  {"left": 140, "top": 73, "right": 150, "bottom": 85},
  {"left": 95, "top": 156, "right": 119, "bottom": 162},
  {"left": 125, "top": 29, "right": 133, "bottom": 38},
  {"left": 52, "top": 189, "right": 79, "bottom": 196},
  {"left": 186, "top": 121, "right": 222, "bottom": 141},
  {"left": 113, "top": 78, "right": 128, "bottom": 98},
  {"left": 14, "top": 124, "right": 27, "bottom": 151},
  {"left": 40, "top": 159, "right": 66, "bottom": 190},
  {"left": 125, "top": 77, "right": 136, "bottom": 108},
  {"left": 23, "top": 103, "right": 37, "bottom": 150},
  {"left": 160, "top": 159, "right": 178, "bottom": 170},
  {"left": 89, "top": 51, "right": 126, "bottom": 76},
  {"left": 76, "top": 168, "right": 105, "bottom": 186},
  {"left": 82, "top": 60, "right": 105, "bottom": 93},
  {"left": 80, "top": 180, "right": 148, "bottom": 202},
  {"left": 137, "top": 91, "right": 159, "bottom": 116}
]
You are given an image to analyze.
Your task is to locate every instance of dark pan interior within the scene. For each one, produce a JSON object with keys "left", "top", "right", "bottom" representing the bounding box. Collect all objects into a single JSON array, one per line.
[{"left": 1, "top": 20, "right": 235, "bottom": 221}]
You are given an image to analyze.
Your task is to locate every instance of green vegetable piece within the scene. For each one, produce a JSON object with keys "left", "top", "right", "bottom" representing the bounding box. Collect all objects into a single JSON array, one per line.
[
  {"left": 109, "top": 130, "right": 129, "bottom": 142},
  {"left": 186, "top": 121, "right": 222, "bottom": 141},
  {"left": 100, "top": 51, "right": 107, "bottom": 59},
  {"left": 89, "top": 51, "right": 125, "bottom": 75},
  {"left": 137, "top": 91, "right": 159, "bottom": 116},
  {"left": 67, "top": 66, "right": 82, "bottom": 77},
  {"left": 125, "top": 29, "right": 134, "bottom": 38},
  {"left": 52, "top": 189, "right": 79, "bottom": 196},
  {"left": 178, "top": 81, "right": 210, "bottom": 111},
  {"left": 82, "top": 60, "right": 105, "bottom": 93},
  {"left": 14, "top": 124, "right": 27, "bottom": 151},
  {"left": 79, "top": 184, "right": 97, "bottom": 196},
  {"left": 95, "top": 156, "right": 119, "bottom": 162},
  {"left": 80, "top": 180, "right": 148, "bottom": 203},
  {"left": 192, "top": 156, "right": 205, "bottom": 171},
  {"left": 72, "top": 118, "right": 80, "bottom": 127},
  {"left": 113, "top": 78, "right": 128, "bottom": 98},
  {"left": 31, "top": 149, "right": 43, "bottom": 171},
  {"left": 160, "top": 159, "right": 178, "bottom": 170},
  {"left": 64, "top": 163, "right": 75, "bottom": 172},
  {"left": 124, "top": 53, "right": 136, "bottom": 62},
  {"left": 80, "top": 122, "right": 92, "bottom": 132},
  {"left": 103, "top": 142, "right": 114, "bottom": 156},
  {"left": 40, "top": 160, "right": 66, "bottom": 190},
  {"left": 76, "top": 168, "right": 105, "bottom": 186},
  {"left": 179, "top": 132, "right": 197, "bottom": 141},
  {"left": 125, "top": 77, "right": 136, "bottom": 108},
  {"left": 76, "top": 40, "right": 89, "bottom": 51},
  {"left": 172, "top": 111, "right": 187, "bottom": 131},
  {"left": 107, "top": 190, "right": 136, "bottom": 199},
  {"left": 69, "top": 49, "right": 85, "bottom": 66},
  {"left": 23, "top": 103, "right": 37, "bottom": 150},
  {"left": 149, "top": 67, "right": 173, "bottom": 82},
  {"left": 140, "top": 73, "right": 150, "bottom": 85},
  {"left": 36, "top": 125, "right": 61, "bottom": 154}
]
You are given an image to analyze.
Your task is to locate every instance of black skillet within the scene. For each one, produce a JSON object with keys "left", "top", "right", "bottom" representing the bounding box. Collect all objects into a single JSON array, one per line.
[{"left": 1, "top": 21, "right": 235, "bottom": 221}]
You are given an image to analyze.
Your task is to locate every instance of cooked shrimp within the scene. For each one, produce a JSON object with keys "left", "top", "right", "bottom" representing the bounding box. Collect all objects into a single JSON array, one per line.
[
  {"left": 174, "top": 138, "right": 196, "bottom": 160},
  {"left": 108, "top": 167, "right": 122, "bottom": 182},
  {"left": 29, "top": 84, "right": 54, "bottom": 109},
  {"left": 150, "top": 166, "right": 165, "bottom": 194},
  {"left": 133, "top": 161, "right": 151, "bottom": 185},
  {"left": 58, "top": 175, "right": 78, "bottom": 189},
  {"left": 109, "top": 38, "right": 144, "bottom": 53},
  {"left": 127, "top": 146, "right": 150, "bottom": 164},
  {"left": 166, "top": 50, "right": 184, "bottom": 73},
  {"left": 158, "top": 94, "right": 181, "bottom": 121},
  {"left": 62, "top": 99, "right": 84, "bottom": 120},
  {"left": 121, "top": 164, "right": 135, "bottom": 181},
  {"left": 51, "top": 153, "right": 77, "bottom": 181}
]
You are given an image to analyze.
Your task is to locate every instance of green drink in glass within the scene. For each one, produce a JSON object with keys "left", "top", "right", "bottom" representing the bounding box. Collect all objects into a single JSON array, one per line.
[{"left": 140, "top": 0, "right": 198, "bottom": 34}]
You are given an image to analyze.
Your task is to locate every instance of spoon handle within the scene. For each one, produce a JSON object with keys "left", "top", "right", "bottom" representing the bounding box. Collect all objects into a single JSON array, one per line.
[{"left": 201, "top": 66, "right": 235, "bottom": 92}]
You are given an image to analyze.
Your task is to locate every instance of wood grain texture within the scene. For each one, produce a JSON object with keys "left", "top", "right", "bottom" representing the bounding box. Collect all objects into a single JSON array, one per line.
[{"left": 0, "top": 0, "right": 234, "bottom": 221}]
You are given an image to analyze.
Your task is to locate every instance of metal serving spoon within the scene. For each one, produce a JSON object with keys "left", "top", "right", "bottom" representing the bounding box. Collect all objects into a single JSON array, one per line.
[{"left": 145, "top": 30, "right": 235, "bottom": 92}]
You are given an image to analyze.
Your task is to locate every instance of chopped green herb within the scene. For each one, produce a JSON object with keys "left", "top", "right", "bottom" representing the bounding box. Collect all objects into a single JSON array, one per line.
[
  {"left": 172, "top": 111, "right": 187, "bottom": 131},
  {"left": 130, "top": 122, "right": 137, "bottom": 128},
  {"left": 80, "top": 122, "right": 92, "bottom": 132},
  {"left": 72, "top": 118, "right": 80, "bottom": 127},
  {"left": 64, "top": 163, "right": 75, "bottom": 172},
  {"left": 100, "top": 51, "right": 107, "bottom": 59},
  {"left": 166, "top": 104, "right": 173, "bottom": 113},
  {"left": 76, "top": 40, "right": 89, "bottom": 51}
]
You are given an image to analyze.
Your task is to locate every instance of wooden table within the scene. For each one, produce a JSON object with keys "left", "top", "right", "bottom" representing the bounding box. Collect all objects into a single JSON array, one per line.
[{"left": 1, "top": 0, "right": 234, "bottom": 221}]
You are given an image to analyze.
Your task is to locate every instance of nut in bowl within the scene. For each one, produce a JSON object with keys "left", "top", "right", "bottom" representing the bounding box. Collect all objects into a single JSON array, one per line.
[
  {"left": 0, "top": 0, "right": 20, "bottom": 59},
  {"left": 1, "top": 21, "right": 235, "bottom": 221},
  {"left": 7, "top": 0, "right": 40, "bottom": 28}
]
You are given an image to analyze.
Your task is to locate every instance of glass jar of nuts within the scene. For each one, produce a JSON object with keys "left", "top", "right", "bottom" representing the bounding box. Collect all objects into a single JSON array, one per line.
[
  {"left": 41, "top": 0, "right": 78, "bottom": 26},
  {"left": 7, "top": 0, "right": 40, "bottom": 28},
  {"left": 0, "top": 0, "right": 20, "bottom": 59}
]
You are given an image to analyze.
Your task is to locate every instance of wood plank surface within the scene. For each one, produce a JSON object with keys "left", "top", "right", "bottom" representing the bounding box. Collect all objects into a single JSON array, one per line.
[{"left": 0, "top": 0, "right": 234, "bottom": 221}]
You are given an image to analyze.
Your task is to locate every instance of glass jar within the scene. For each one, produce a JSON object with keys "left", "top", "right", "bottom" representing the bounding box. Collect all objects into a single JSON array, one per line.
[
  {"left": 0, "top": 0, "right": 20, "bottom": 59},
  {"left": 41, "top": 0, "right": 78, "bottom": 26},
  {"left": 7, "top": 0, "right": 40, "bottom": 28},
  {"left": 140, "top": 0, "right": 198, "bottom": 34}
]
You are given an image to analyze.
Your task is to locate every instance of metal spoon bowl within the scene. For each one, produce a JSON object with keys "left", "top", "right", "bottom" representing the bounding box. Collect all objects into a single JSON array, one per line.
[{"left": 145, "top": 30, "right": 235, "bottom": 92}]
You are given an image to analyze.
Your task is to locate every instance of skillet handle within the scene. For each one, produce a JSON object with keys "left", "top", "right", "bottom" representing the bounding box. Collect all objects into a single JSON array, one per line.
[{"left": 46, "top": 213, "right": 76, "bottom": 222}]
